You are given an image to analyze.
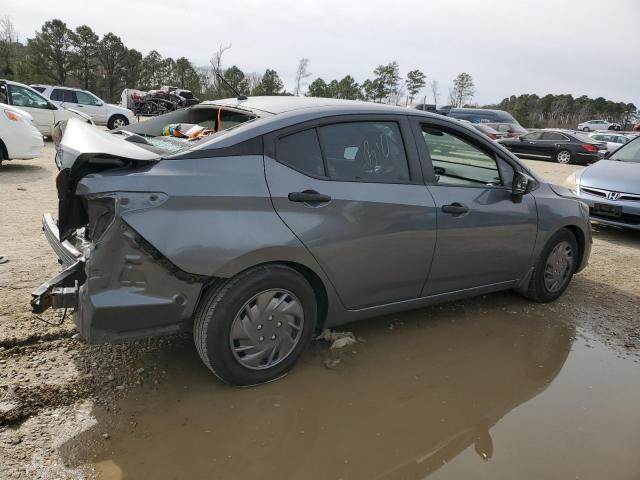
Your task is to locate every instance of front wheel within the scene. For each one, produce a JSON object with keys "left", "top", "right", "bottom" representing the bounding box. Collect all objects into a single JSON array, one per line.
[
  {"left": 521, "top": 228, "right": 578, "bottom": 303},
  {"left": 193, "top": 264, "right": 317, "bottom": 386},
  {"left": 107, "top": 115, "right": 129, "bottom": 130},
  {"left": 555, "top": 149, "right": 572, "bottom": 164},
  {"left": 582, "top": 127, "right": 590, "bottom": 132}
]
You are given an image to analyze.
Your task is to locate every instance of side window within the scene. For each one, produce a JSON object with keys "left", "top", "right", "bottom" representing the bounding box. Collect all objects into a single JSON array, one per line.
[
  {"left": 276, "top": 129, "right": 325, "bottom": 177},
  {"left": 317, "top": 122, "right": 410, "bottom": 182},
  {"left": 522, "top": 132, "right": 543, "bottom": 141},
  {"left": 31, "top": 86, "right": 46, "bottom": 93},
  {"left": 8, "top": 84, "right": 50, "bottom": 109},
  {"left": 420, "top": 126, "right": 505, "bottom": 187},
  {"left": 64, "top": 89, "right": 77, "bottom": 103},
  {"left": 542, "top": 132, "right": 567, "bottom": 141},
  {"left": 76, "top": 91, "right": 100, "bottom": 106},
  {"left": 50, "top": 89, "right": 64, "bottom": 101}
]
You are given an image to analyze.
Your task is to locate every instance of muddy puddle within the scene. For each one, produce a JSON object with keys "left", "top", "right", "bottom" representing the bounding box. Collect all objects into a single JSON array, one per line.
[{"left": 60, "top": 301, "right": 640, "bottom": 480}]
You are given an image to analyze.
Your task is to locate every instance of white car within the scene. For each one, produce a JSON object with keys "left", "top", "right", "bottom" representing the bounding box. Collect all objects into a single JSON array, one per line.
[
  {"left": 0, "top": 104, "right": 44, "bottom": 164},
  {"left": 32, "top": 84, "right": 135, "bottom": 130},
  {"left": 588, "top": 132, "right": 632, "bottom": 153},
  {"left": 577, "top": 119, "right": 621, "bottom": 132},
  {"left": 1, "top": 79, "right": 91, "bottom": 137}
]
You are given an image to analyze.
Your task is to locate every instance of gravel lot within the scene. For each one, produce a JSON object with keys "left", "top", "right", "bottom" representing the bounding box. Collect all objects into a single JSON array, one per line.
[{"left": 1, "top": 141, "right": 638, "bottom": 479}]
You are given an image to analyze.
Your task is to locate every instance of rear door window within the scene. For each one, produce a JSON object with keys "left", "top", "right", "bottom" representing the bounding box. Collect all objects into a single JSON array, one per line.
[
  {"left": 317, "top": 122, "right": 410, "bottom": 182},
  {"left": 276, "top": 129, "right": 325, "bottom": 177}
]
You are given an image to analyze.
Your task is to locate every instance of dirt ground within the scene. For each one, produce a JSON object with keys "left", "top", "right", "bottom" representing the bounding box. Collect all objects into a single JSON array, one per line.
[{"left": 1, "top": 142, "right": 639, "bottom": 479}]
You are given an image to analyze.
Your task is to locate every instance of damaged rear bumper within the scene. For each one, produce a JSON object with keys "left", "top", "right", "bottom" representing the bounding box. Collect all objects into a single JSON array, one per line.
[{"left": 32, "top": 212, "right": 205, "bottom": 343}]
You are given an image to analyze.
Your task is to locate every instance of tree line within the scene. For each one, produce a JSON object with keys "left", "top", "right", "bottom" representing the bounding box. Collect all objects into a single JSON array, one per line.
[
  {"left": 489, "top": 94, "right": 637, "bottom": 129},
  {"left": 0, "top": 16, "right": 636, "bottom": 128},
  {"left": 0, "top": 16, "right": 472, "bottom": 106}
]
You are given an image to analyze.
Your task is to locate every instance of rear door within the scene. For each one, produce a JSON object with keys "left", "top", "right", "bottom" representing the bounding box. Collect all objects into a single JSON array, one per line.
[
  {"left": 6, "top": 83, "right": 55, "bottom": 135},
  {"left": 411, "top": 118, "right": 538, "bottom": 295},
  {"left": 264, "top": 115, "right": 437, "bottom": 310}
]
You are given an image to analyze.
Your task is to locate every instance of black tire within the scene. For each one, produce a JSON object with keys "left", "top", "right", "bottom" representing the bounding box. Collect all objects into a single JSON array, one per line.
[
  {"left": 555, "top": 149, "right": 573, "bottom": 164},
  {"left": 582, "top": 127, "right": 589, "bottom": 132},
  {"left": 522, "top": 228, "right": 578, "bottom": 303},
  {"left": 193, "top": 264, "right": 317, "bottom": 386},
  {"left": 0, "top": 139, "right": 6, "bottom": 163},
  {"left": 107, "top": 115, "right": 128, "bottom": 130}
]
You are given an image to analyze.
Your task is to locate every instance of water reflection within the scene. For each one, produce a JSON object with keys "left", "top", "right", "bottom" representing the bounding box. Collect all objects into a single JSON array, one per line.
[{"left": 62, "top": 310, "right": 574, "bottom": 480}]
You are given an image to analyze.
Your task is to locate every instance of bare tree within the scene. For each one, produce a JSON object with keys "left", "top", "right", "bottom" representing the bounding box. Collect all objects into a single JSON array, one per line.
[
  {"left": 209, "top": 43, "right": 232, "bottom": 98},
  {"left": 449, "top": 72, "right": 475, "bottom": 107},
  {"left": 429, "top": 80, "right": 439, "bottom": 107},
  {"left": 0, "top": 16, "right": 19, "bottom": 78},
  {"left": 294, "top": 58, "right": 311, "bottom": 96},
  {"left": 245, "top": 72, "right": 263, "bottom": 95}
]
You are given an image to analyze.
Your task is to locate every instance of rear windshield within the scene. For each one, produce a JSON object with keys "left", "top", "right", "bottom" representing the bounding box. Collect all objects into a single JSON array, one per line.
[
  {"left": 573, "top": 132, "right": 596, "bottom": 143},
  {"left": 117, "top": 105, "right": 257, "bottom": 154},
  {"left": 610, "top": 137, "right": 640, "bottom": 163}
]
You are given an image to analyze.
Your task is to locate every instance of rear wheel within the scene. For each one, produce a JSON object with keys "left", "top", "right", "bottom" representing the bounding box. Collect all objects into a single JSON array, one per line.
[
  {"left": 555, "top": 149, "right": 572, "bottom": 164},
  {"left": 193, "top": 264, "right": 317, "bottom": 386},
  {"left": 107, "top": 115, "right": 128, "bottom": 130},
  {"left": 522, "top": 228, "right": 578, "bottom": 303}
]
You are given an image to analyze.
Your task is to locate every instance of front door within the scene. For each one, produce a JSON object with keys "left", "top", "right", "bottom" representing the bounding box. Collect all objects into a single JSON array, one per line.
[
  {"left": 7, "top": 83, "right": 54, "bottom": 136},
  {"left": 413, "top": 120, "right": 538, "bottom": 296},
  {"left": 74, "top": 90, "right": 107, "bottom": 124},
  {"left": 264, "top": 116, "right": 437, "bottom": 310}
]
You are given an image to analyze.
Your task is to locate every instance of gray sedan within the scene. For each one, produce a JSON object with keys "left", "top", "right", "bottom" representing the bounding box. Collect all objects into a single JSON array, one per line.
[
  {"left": 31, "top": 97, "right": 592, "bottom": 385},
  {"left": 564, "top": 136, "right": 640, "bottom": 229}
]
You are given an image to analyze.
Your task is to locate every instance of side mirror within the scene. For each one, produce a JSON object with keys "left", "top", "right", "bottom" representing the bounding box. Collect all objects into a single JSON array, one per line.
[
  {"left": 512, "top": 171, "right": 535, "bottom": 196},
  {"left": 603, "top": 151, "right": 611, "bottom": 159}
]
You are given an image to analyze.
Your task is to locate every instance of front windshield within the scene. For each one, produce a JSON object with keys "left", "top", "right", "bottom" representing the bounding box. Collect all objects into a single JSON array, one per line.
[{"left": 610, "top": 137, "right": 640, "bottom": 163}]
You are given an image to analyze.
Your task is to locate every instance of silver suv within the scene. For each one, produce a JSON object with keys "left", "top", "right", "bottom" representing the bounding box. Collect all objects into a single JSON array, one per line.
[{"left": 32, "top": 97, "right": 592, "bottom": 385}]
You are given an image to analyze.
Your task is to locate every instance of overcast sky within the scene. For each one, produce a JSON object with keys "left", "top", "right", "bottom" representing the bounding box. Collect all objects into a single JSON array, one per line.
[{"left": 6, "top": 0, "right": 640, "bottom": 106}]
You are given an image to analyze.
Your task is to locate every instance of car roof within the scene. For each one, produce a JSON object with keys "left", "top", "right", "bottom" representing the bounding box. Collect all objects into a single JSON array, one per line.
[{"left": 202, "top": 96, "right": 419, "bottom": 116}]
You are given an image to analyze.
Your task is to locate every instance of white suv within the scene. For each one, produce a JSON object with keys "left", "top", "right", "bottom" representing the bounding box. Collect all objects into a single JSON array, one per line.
[{"left": 32, "top": 85, "right": 135, "bottom": 130}]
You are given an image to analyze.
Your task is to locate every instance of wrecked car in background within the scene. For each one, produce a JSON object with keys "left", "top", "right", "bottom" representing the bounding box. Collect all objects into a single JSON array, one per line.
[
  {"left": 31, "top": 96, "right": 592, "bottom": 386},
  {"left": 121, "top": 86, "right": 200, "bottom": 116}
]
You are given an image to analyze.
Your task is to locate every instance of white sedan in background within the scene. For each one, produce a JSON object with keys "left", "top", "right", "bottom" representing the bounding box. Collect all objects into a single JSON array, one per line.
[
  {"left": 588, "top": 132, "right": 632, "bottom": 153},
  {"left": 0, "top": 104, "right": 44, "bottom": 164},
  {"left": 577, "top": 119, "right": 621, "bottom": 131},
  {"left": 32, "top": 85, "right": 136, "bottom": 130}
]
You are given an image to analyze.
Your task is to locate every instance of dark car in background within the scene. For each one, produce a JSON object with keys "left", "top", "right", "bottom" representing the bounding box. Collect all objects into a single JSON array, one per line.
[
  {"left": 485, "top": 122, "right": 528, "bottom": 138},
  {"left": 459, "top": 119, "right": 507, "bottom": 140},
  {"left": 441, "top": 107, "right": 524, "bottom": 126},
  {"left": 499, "top": 130, "right": 606, "bottom": 164}
]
